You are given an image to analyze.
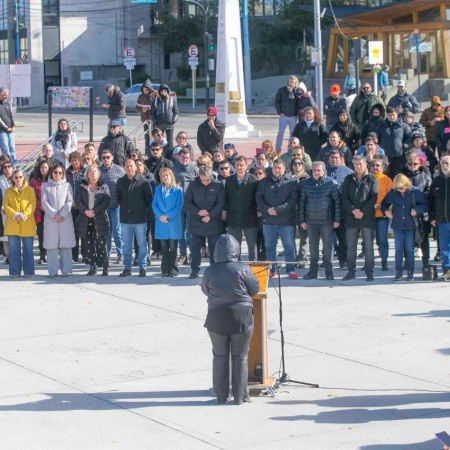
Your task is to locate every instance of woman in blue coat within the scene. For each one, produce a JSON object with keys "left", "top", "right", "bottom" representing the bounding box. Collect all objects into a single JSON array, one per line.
[
  {"left": 152, "top": 168, "right": 183, "bottom": 277},
  {"left": 381, "top": 173, "right": 428, "bottom": 282}
]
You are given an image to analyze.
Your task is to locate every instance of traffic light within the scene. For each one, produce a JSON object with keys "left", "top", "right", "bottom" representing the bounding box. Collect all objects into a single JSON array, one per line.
[
  {"left": 207, "top": 33, "right": 215, "bottom": 58},
  {"left": 354, "top": 38, "right": 367, "bottom": 59}
]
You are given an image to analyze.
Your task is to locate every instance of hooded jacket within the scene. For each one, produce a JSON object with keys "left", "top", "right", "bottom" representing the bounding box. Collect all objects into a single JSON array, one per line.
[
  {"left": 135, "top": 78, "right": 154, "bottom": 122},
  {"left": 291, "top": 120, "right": 328, "bottom": 161},
  {"left": 359, "top": 102, "right": 386, "bottom": 142},
  {"left": 201, "top": 234, "right": 259, "bottom": 311},
  {"left": 197, "top": 118, "right": 226, "bottom": 154},
  {"left": 151, "top": 84, "right": 179, "bottom": 129},
  {"left": 331, "top": 115, "right": 361, "bottom": 152},
  {"left": 434, "top": 117, "right": 450, "bottom": 156},
  {"left": 419, "top": 98, "right": 444, "bottom": 143}
]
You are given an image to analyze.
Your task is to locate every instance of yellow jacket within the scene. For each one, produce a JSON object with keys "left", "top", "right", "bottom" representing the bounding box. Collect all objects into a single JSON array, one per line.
[{"left": 3, "top": 181, "right": 37, "bottom": 237}]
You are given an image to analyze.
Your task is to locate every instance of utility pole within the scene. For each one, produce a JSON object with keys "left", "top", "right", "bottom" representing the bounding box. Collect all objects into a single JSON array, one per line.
[
  {"left": 313, "top": 0, "right": 323, "bottom": 117},
  {"left": 242, "top": 0, "right": 252, "bottom": 111}
]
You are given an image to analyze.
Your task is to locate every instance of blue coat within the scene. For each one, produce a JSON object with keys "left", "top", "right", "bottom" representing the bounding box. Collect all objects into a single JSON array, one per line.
[
  {"left": 381, "top": 186, "right": 428, "bottom": 230},
  {"left": 152, "top": 185, "right": 183, "bottom": 239}
]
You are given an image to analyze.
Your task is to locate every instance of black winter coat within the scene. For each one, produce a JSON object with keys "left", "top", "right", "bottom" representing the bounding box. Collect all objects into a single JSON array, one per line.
[
  {"left": 184, "top": 178, "right": 225, "bottom": 236},
  {"left": 106, "top": 86, "right": 126, "bottom": 119},
  {"left": 197, "top": 119, "right": 226, "bottom": 154},
  {"left": 291, "top": 121, "right": 328, "bottom": 161},
  {"left": 255, "top": 172, "right": 297, "bottom": 226},
  {"left": 324, "top": 95, "right": 347, "bottom": 127},
  {"left": 116, "top": 174, "right": 153, "bottom": 224},
  {"left": 317, "top": 143, "right": 353, "bottom": 168},
  {"left": 429, "top": 175, "right": 450, "bottom": 223},
  {"left": 434, "top": 118, "right": 450, "bottom": 156},
  {"left": 341, "top": 172, "right": 378, "bottom": 228},
  {"left": 331, "top": 119, "right": 361, "bottom": 152},
  {"left": 151, "top": 92, "right": 179, "bottom": 130},
  {"left": 376, "top": 119, "right": 411, "bottom": 158},
  {"left": 224, "top": 173, "right": 258, "bottom": 228},
  {"left": 274, "top": 86, "right": 297, "bottom": 117},
  {"left": 144, "top": 155, "right": 173, "bottom": 184},
  {"left": 401, "top": 166, "right": 431, "bottom": 196},
  {"left": 75, "top": 180, "right": 111, "bottom": 238},
  {"left": 202, "top": 234, "right": 259, "bottom": 311},
  {"left": 299, "top": 175, "right": 341, "bottom": 225},
  {"left": 98, "top": 132, "right": 134, "bottom": 167}
]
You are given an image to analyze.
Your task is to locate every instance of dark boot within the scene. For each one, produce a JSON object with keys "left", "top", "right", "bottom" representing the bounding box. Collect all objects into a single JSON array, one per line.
[
  {"left": 393, "top": 271, "right": 403, "bottom": 282},
  {"left": 342, "top": 271, "right": 356, "bottom": 281},
  {"left": 381, "top": 260, "right": 389, "bottom": 271},
  {"left": 303, "top": 270, "right": 318, "bottom": 280}
]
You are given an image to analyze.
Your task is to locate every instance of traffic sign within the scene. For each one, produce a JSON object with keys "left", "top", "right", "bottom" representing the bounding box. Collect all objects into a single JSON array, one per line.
[
  {"left": 188, "top": 45, "right": 199, "bottom": 58},
  {"left": 368, "top": 41, "right": 383, "bottom": 65},
  {"left": 123, "top": 47, "right": 136, "bottom": 59}
]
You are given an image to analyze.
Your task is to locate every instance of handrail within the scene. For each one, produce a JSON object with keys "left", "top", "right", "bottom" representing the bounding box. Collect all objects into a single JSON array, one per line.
[
  {"left": 127, "top": 121, "right": 148, "bottom": 153},
  {"left": 16, "top": 120, "right": 84, "bottom": 176}
]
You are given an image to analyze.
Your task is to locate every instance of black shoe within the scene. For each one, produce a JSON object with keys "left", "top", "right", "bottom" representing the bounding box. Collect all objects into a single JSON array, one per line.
[
  {"left": 339, "top": 261, "right": 348, "bottom": 270},
  {"left": 87, "top": 267, "right": 97, "bottom": 276},
  {"left": 406, "top": 271, "right": 414, "bottom": 281},
  {"left": 151, "top": 251, "right": 160, "bottom": 259},
  {"left": 162, "top": 272, "right": 169, "bottom": 277},
  {"left": 393, "top": 271, "right": 403, "bottom": 282},
  {"left": 342, "top": 272, "right": 356, "bottom": 281},
  {"left": 102, "top": 268, "right": 108, "bottom": 276},
  {"left": 325, "top": 272, "right": 334, "bottom": 281},
  {"left": 5, "top": 256, "right": 9, "bottom": 264},
  {"left": 434, "top": 252, "right": 441, "bottom": 262},
  {"left": 303, "top": 270, "right": 318, "bottom": 280},
  {"left": 120, "top": 269, "right": 132, "bottom": 277},
  {"left": 168, "top": 272, "right": 177, "bottom": 277},
  {"left": 139, "top": 270, "right": 146, "bottom": 277},
  {"left": 381, "top": 261, "right": 389, "bottom": 271},
  {"left": 366, "top": 274, "right": 374, "bottom": 282},
  {"left": 189, "top": 271, "right": 199, "bottom": 279}
]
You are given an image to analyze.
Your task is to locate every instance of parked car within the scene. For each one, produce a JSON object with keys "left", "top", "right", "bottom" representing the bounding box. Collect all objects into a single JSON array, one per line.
[{"left": 125, "top": 83, "right": 176, "bottom": 111}]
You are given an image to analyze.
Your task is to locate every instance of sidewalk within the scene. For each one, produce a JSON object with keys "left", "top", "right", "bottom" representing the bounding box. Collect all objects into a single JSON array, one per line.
[{"left": 0, "top": 239, "right": 449, "bottom": 449}]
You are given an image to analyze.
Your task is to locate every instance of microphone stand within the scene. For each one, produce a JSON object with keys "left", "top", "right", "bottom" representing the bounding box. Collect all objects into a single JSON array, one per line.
[{"left": 272, "top": 262, "right": 319, "bottom": 389}]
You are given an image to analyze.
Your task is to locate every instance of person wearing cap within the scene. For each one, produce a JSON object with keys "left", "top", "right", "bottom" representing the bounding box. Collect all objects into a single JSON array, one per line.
[
  {"left": 197, "top": 107, "right": 226, "bottom": 155},
  {"left": 97, "top": 120, "right": 134, "bottom": 168},
  {"left": 419, "top": 96, "right": 444, "bottom": 152},
  {"left": 350, "top": 82, "right": 385, "bottom": 129},
  {"left": 151, "top": 83, "right": 179, "bottom": 150},
  {"left": 387, "top": 80, "right": 419, "bottom": 119},
  {"left": 378, "top": 65, "right": 389, "bottom": 102},
  {"left": 135, "top": 78, "right": 155, "bottom": 151},
  {"left": 102, "top": 84, "right": 126, "bottom": 132},
  {"left": 274, "top": 75, "right": 299, "bottom": 154},
  {"left": 324, "top": 84, "right": 347, "bottom": 130}
]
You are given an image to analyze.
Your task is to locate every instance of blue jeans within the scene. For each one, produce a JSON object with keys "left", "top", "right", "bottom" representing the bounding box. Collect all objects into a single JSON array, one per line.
[
  {"left": 307, "top": 223, "right": 334, "bottom": 272},
  {"left": 178, "top": 209, "right": 190, "bottom": 258},
  {"left": 107, "top": 117, "right": 127, "bottom": 134},
  {"left": 437, "top": 221, "right": 450, "bottom": 271},
  {"left": 121, "top": 222, "right": 148, "bottom": 271},
  {"left": 262, "top": 224, "right": 296, "bottom": 273},
  {"left": 8, "top": 235, "right": 34, "bottom": 276},
  {"left": 107, "top": 207, "right": 123, "bottom": 257},
  {"left": 190, "top": 233, "right": 220, "bottom": 271},
  {"left": 375, "top": 218, "right": 390, "bottom": 262},
  {"left": 0, "top": 132, "right": 16, "bottom": 162},
  {"left": 275, "top": 115, "right": 297, "bottom": 152},
  {"left": 393, "top": 229, "right": 415, "bottom": 273}
]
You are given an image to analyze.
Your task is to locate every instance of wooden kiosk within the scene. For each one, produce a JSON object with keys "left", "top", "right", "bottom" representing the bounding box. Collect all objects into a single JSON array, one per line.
[{"left": 248, "top": 263, "right": 275, "bottom": 392}]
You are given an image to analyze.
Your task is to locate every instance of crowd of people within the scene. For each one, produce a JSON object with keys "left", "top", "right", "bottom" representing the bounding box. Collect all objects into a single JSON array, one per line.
[{"left": 0, "top": 78, "right": 450, "bottom": 285}]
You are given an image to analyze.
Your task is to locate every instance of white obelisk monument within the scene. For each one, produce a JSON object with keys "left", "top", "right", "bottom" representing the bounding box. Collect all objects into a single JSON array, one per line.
[{"left": 215, "top": 0, "right": 260, "bottom": 138}]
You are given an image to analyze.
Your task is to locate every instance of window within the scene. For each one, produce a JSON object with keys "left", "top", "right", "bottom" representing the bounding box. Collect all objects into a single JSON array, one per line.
[{"left": 418, "top": 7, "right": 441, "bottom": 23}]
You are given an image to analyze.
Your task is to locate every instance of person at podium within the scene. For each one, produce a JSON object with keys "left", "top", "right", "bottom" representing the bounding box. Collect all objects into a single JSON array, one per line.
[{"left": 201, "top": 234, "right": 259, "bottom": 405}]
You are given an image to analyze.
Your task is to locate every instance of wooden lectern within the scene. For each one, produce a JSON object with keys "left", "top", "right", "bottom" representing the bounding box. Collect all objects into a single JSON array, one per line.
[{"left": 248, "top": 263, "right": 275, "bottom": 391}]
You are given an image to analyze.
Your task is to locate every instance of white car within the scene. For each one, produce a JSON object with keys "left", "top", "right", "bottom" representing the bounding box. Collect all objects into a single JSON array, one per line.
[{"left": 125, "top": 83, "right": 176, "bottom": 111}]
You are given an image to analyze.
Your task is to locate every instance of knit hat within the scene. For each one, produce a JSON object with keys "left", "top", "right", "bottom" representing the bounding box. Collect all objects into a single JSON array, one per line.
[
  {"left": 297, "top": 82, "right": 307, "bottom": 93},
  {"left": 330, "top": 84, "right": 340, "bottom": 95},
  {"left": 255, "top": 148, "right": 265, "bottom": 155},
  {"left": 207, "top": 107, "right": 218, "bottom": 116},
  {"left": 432, "top": 96, "right": 441, "bottom": 106}
]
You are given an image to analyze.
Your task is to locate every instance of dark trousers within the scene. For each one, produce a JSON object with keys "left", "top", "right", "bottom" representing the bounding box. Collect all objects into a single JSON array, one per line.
[
  {"left": 334, "top": 220, "right": 347, "bottom": 264},
  {"left": 346, "top": 227, "right": 374, "bottom": 274},
  {"left": 208, "top": 326, "right": 254, "bottom": 404},
  {"left": 227, "top": 226, "right": 258, "bottom": 261},
  {"left": 160, "top": 239, "right": 178, "bottom": 275},
  {"left": 307, "top": 223, "right": 334, "bottom": 272},
  {"left": 85, "top": 219, "right": 108, "bottom": 268},
  {"left": 190, "top": 233, "right": 220, "bottom": 271},
  {"left": 164, "top": 128, "right": 174, "bottom": 150},
  {"left": 388, "top": 157, "right": 403, "bottom": 179},
  {"left": 36, "top": 220, "right": 45, "bottom": 256},
  {"left": 71, "top": 209, "right": 85, "bottom": 262}
]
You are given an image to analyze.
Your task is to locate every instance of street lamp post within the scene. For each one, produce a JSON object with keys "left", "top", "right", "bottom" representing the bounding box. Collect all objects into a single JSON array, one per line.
[{"left": 181, "top": 0, "right": 210, "bottom": 108}]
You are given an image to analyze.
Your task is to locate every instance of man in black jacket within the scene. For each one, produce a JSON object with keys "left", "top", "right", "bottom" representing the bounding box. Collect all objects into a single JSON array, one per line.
[
  {"left": 341, "top": 155, "right": 378, "bottom": 282},
  {"left": 184, "top": 165, "right": 225, "bottom": 279},
  {"left": 224, "top": 156, "right": 258, "bottom": 261},
  {"left": 299, "top": 161, "right": 341, "bottom": 280},
  {"left": 0, "top": 88, "right": 16, "bottom": 162},
  {"left": 429, "top": 155, "right": 450, "bottom": 280},
  {"left": 116, "top": 158, "right": 153, "bottom": 277},
  {"left": 376, "top": 107, "right": 411, "bottom": 178},
  {"left": 102, "top": 84, "right": 126, "bottom": 132},
  {"left": 197, "top": 107, "right": 226, "bottom": 155},
  {"left": 255, "top": 159, "right": 298, "bottom": 278},
  {"left": 98, "top": 120, "right": 134, "bottom": 167},
  {"left": 145, "top": 141, "right": 173, "bottom": 185}
]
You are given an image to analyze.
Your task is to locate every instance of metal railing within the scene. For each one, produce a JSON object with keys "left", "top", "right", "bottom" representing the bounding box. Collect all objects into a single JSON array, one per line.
[
  {"left": 127, "top": 121, "right": 148, "bottom": 152},
  {"left": 17, "top": 120, "right": 84, "bottom": 176}
]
